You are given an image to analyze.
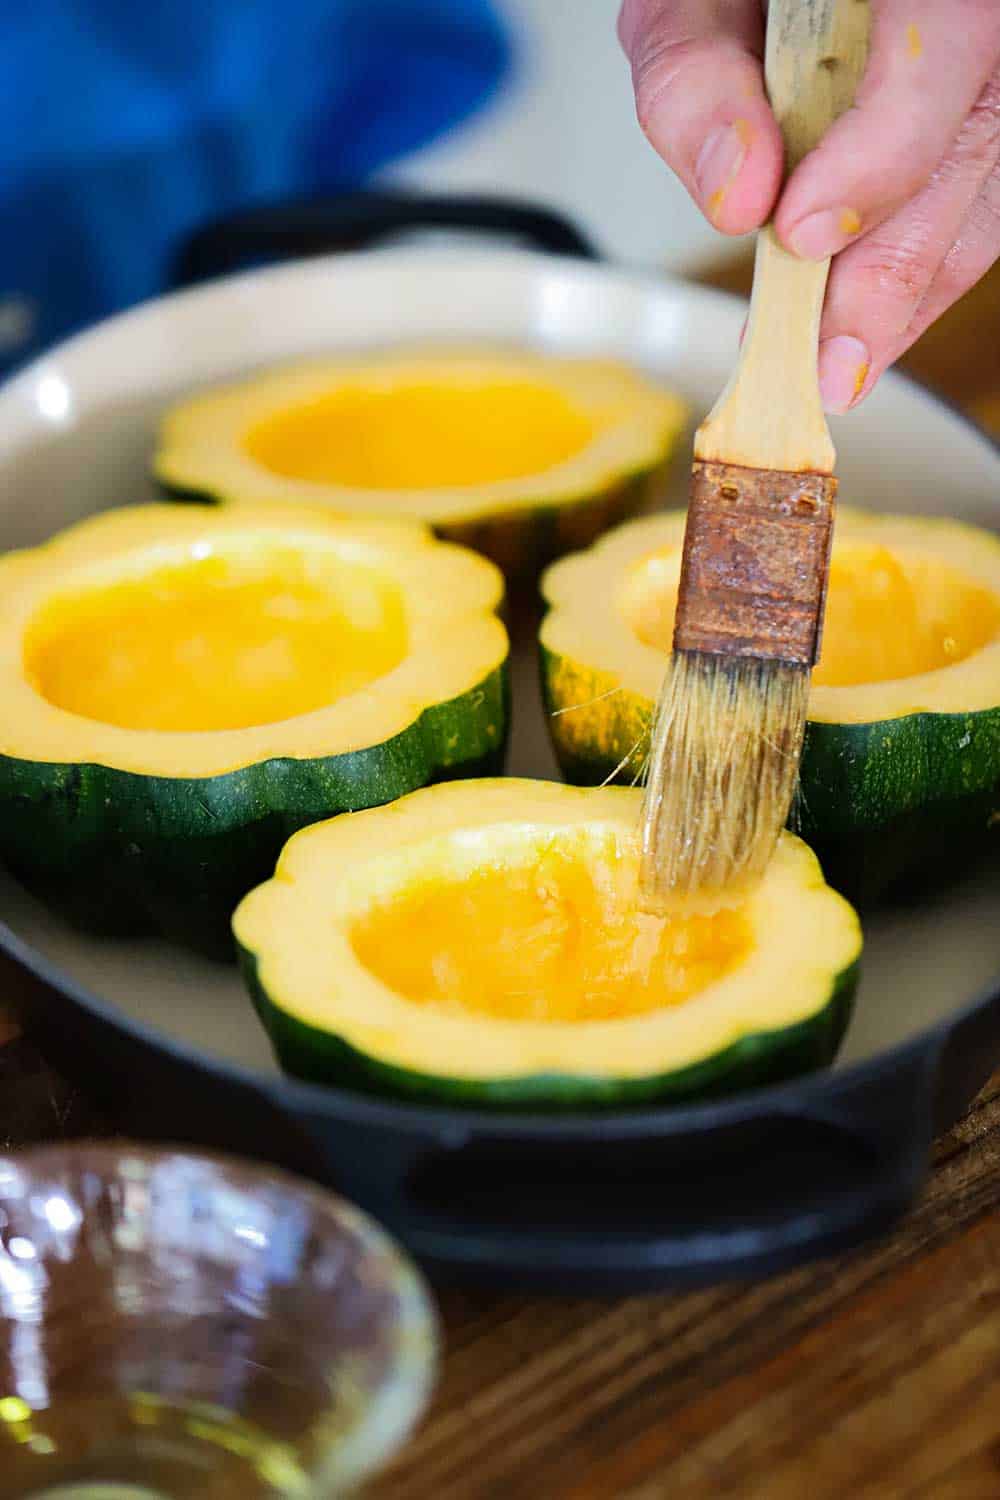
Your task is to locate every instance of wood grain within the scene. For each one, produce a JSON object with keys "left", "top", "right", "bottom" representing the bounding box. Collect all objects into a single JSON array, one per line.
[
  {"left": 698, "top": 248, "right": 1000, "bottom": 430},
  {"left": 371, "top": 1074, "right": 1000, "bottom": 1499},
  {"left": 5, "top": 1042, "right": 997, "bottom": 1498}
]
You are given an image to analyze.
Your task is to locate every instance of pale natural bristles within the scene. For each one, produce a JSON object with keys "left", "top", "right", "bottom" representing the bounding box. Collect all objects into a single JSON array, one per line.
[{"left": 639, "top": 650, "right": 810, "bottom": 908}]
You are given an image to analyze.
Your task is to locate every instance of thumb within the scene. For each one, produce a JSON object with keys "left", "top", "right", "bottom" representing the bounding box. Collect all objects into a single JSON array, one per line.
[{"left": 619, "top": 0, "right": 783, "bottom": 235}]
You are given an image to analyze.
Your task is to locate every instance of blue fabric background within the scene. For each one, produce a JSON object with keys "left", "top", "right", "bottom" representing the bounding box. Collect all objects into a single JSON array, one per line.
[{"left": 0, "top": 0, "right": 511, "bottom": 371}]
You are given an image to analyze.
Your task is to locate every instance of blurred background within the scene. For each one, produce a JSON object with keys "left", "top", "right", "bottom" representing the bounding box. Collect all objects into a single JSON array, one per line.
[
  {"left": 3, "top": 0, "right": 997, "bottom": 420},
  {"left": 0, "top": 0, "right": 715, "bottom": 378},
  {"left": 380, "top": 0, "right": 717, "bottom": 268}
]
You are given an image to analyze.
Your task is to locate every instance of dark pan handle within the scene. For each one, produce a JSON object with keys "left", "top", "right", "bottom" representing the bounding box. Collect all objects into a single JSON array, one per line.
[
  {"left": 356, "top": 1051, "right": 939, "bottom": 1288},
  {"left": 170, "top": 190, "right": 599, "bottom": 288}
]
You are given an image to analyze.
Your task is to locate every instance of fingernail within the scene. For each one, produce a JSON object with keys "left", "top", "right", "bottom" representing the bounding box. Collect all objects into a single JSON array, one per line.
[
  {"left": 788, "top": 206, "right": 862, "bottom": 260},
  {"left": 819, "top": 336, "right": 870, "bottom": 413},
  {"left": 696, "top": 122, "right": 750, "bottom": 222}
]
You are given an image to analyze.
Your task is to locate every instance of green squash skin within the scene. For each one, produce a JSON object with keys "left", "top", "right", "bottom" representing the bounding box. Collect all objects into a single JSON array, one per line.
[
  {"left": 237, "top": 944, "right": 858, "bottom": 1112},
  {"left": 540, "top": 644, "right": 1000, "bottom": 906},
  {"left": 158, "top": 465, "right": 668, "bottom": 585},
  {"left": 793, "top": 708, "right": 1000, "bottom": 905},
  {"left": 0, "top": 663, "right": 509, "bottom": 961},
  {"left": 539, "top": 643, "right": 649, "bottom": 785}
]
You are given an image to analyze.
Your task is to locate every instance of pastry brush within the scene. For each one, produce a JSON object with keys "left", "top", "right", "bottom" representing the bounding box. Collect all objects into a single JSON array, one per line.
[{"left": 640, "top": 0, "right": 870, "bottom": 906}]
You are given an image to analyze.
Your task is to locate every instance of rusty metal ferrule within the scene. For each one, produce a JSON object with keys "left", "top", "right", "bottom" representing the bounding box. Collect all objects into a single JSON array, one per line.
[{"left": 673, "top": 459, "right": 838, "bottom": 666}]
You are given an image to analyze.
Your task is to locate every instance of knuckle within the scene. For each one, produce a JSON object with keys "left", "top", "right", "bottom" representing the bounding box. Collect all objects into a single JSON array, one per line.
[
  {"left": 967, "top": 184, "right": 1000, "bottom": 241},
  {"left": 944, "top": 77, "right": 1000, "bottom": 171},
  {"left": 968, "top": 74, "right": 1000, "bottom": 140},
  {"left": 932, "top": 250, "right": 973, "bottom": 308},
  {"left": 850, "top": 240, "right": 936, "bottom": 311},
  {"left": 632, "top": 36, "right": 717, "bottom": 138},
  {"left": 617, "top": 0, "right": 675, "bottom": 56},
  {"left": 616, "top": 0, "right": 642, "bottom": 53}
]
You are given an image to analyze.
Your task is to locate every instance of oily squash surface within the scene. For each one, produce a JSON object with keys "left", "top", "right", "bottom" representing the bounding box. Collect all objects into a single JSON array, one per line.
[
  {"left": 540, "top": 507, "right": 1000, "bottom": 902},
  {"left": 234, "top": 780, "right": 861, "bottom": 1109},
  {"left": 153, "top": 346, "right": 688, "bottom": 580},
  {"left": 0, "top": 503, "right": 508, "bottom": 957}
]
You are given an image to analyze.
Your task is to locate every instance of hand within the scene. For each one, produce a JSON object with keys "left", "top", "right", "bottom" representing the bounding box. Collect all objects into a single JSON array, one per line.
[{"left": 618, "top": 0, "right": 1000, "bottom": 412}]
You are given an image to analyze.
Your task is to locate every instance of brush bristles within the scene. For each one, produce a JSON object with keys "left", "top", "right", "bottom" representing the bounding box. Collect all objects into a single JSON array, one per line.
[{"left": 639, "top": 650, "right": 809, "bottom": 907}]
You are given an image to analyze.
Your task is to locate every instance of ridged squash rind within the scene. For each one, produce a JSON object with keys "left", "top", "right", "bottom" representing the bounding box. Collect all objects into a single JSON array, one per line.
[
  {"left": 540, "top": 510, "right": 1000, "bottom": 904},
  {"left": 154, "top": 348, "right": 689, "bottom": 580},
  {"left": 234, "top": 780, "right": 861, "bottom": 1110},
  {"left": 0, "top": 504, "right": 509, "bottom": 957}
]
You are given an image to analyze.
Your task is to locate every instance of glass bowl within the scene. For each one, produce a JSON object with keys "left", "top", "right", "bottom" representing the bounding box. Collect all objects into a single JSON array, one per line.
[{"left": 0, "top": 1143, "right": 437, "bottom": 1498}]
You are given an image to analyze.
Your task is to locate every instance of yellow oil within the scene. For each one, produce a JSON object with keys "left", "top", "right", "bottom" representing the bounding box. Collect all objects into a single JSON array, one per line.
[
  {"left": 24, "top": 549, "right": 406, "bottom": 732},
  {"left": 351, "top": 841, "right": 751, "bottom": 1022},
  {"left": 0, "top": 1393, "right": 311, "bottom": 1500},
  {"left": 624, "top": 540, "right": 1000, "bottom": 685}
]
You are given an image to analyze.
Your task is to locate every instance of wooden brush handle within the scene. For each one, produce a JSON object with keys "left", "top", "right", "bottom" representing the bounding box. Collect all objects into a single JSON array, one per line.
[{"left": 695, "top": 0, "right": 871, "bottom": 474}]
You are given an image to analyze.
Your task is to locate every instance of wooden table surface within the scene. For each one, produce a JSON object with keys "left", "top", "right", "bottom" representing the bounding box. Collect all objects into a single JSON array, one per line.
[{"left": 2, "top": 255, "right": 1000, "bottom": 1500}]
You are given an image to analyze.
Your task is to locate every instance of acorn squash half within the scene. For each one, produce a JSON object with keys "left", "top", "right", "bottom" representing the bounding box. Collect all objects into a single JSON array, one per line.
[
  {"left": 233, "top": 779, "right": 861, "bottom": 1109},
  {"left": 0, "top": 503, "right": 508, "bottom": 957},
  {"left": 153, "top": 347, "right": 688, "bottom": 580},
  {"left": 540, "top": 508, "right": 1000, "bottom": 903}
]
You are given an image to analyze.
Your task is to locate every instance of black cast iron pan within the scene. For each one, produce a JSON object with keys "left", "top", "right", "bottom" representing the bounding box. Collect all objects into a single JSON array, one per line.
[{"left": 0, "top": 193, "right": 997, "bottom": 1290}]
